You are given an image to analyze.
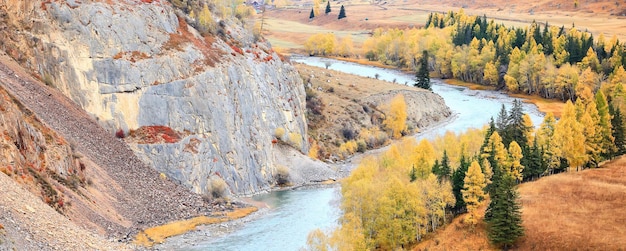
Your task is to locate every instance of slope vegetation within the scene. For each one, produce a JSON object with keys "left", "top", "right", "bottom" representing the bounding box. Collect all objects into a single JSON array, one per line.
[{"left": 413, "top": 156, "right": 626, "bottom": 250}]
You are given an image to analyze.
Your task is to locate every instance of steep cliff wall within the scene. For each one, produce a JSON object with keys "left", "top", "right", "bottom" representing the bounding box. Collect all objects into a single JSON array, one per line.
[{"left": 0, "top": 0, "right": 310, "bottom": 195}]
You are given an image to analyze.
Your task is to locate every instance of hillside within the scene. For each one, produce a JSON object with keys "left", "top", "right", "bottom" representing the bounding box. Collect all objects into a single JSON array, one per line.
[
  {"left": 0, "top": 51, "right": 225, "bottom": 247},
  {"left": 412, "top": 156, "right": 626, "bottom": 250},
  {"left": 263, "top": 0, "right": 626, "bottom": 53},
  {"left": 297, "top": 63, "right": 451, "bottom": 161},
  {"left": 0, "top": 0, "right": 335, "bottom": 196}
]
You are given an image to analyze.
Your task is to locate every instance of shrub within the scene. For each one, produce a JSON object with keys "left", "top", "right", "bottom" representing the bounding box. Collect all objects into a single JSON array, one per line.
[
  {"left": 208, "top": 177, "right": 227, "bottom": 199},
  {"left": 288, "top": 132, "right": 303, "bottom": 148},
  {"left": 356, "top": 139, "right": 367, "bottom": 153},
  {"left": 274, "top": 127, "right": 286, "bottom": 140},
  {"left": 115, "top": 129, "right": 125, "bottom": 138},
  {"left": 275, "top": 165, "right": 290, "bottom": 186},
  {"left": 341, "top": 127, "right": 356, "bottom": 140}
]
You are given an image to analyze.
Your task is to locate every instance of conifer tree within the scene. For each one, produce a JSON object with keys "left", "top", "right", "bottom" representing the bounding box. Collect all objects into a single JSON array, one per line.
[
  {"left": 440, "top": 150, "right": 451, "bottom": 181},
  {"left": 462, "top": 160, "right": 486, "bottom": 227},
  {"left": 338, "top": 5, "right": 346, "bottom": 19},
  {"left": 325, "top": 1, "right": 331, "bottom": 15},
  {"left": 554, "top": 100, "right": 586, "bottom": 171},
  {"left": 452, "top": 155, "right": 469, "bottom": 213},
  {"left": 481, "top": 158, "right": 493, "bottom": 188},
  {"left": 508, "top": 141, "right": 524, "bottom": 182},
  {"left": 595, "top": 91, "right": 615, "bottom": 160},
  {"left": 485, "top": 171, "right": 524, "bottom": 249},
  {"left": 496, "top": 105, "right": 510, "bottom": 141},
  {"left": 537, "top": 112, "right": 560, "bottom": 174},
  {"left": 609, "top": 102, "right": 626, "bottom": 155},
  {"left": 415, "top": 50, "right": 431, "bottom": 90},
  {"left": 309, "top": 8, "right": 315, "bottom": 19}
]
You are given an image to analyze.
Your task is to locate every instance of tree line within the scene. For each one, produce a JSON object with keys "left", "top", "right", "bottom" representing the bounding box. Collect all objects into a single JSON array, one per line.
[{"left": 355, "top": 10, "right": 626, "bottom": 104}]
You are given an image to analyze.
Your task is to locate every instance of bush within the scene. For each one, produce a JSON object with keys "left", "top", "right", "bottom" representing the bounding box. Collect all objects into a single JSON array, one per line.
[
  {"left": 208, "top": 177, "right": 227, "bottom": 199},
  {"left": 341, "top": 127, "right": 356, "bottom": 140},
  {"left": 356, "top": 139, "right": 367, "bottom": 153},
  {"left": 275, "top": 165, "right": 290, "bottom": 186},
  {"left": 274, "top": 127, "right": 286, "bottom": 140},
  {"left": 288, "top": 132, "right": 303, "bottom": 148},
  {"left": 115, "top": 129, "right": 125, "bottom": 138}
]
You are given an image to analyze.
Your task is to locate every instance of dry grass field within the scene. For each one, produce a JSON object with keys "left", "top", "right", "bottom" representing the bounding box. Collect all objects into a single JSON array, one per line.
[
  {"left": 413, "top": 156, "right": 626, "bottom": 250},
  {"left": 261, "top": 0, "right": 626, "bottom": 54}
]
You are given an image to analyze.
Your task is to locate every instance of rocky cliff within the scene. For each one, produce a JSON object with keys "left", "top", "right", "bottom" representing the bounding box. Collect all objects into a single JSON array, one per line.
[{"left": 0, "top": 0, "right": 311, "bottom": 195}]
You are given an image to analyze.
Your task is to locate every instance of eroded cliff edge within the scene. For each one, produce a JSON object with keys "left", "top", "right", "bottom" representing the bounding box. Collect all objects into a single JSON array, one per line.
[
  {"left": 0, "top": 0, "right": 452, "bottom": 198},
  {"left": 1, "top": 0, "right": 312, "bottom": 195}
]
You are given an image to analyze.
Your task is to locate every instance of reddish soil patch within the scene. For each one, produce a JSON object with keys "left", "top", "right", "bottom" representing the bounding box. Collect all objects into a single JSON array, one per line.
[{"left": 129, "top": 126, "right": 182, "bottom": 144}]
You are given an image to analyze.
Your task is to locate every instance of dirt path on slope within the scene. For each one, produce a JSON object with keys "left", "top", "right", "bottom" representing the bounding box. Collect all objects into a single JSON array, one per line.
[{"left": 0, "top": 54, "right": 213, "bottom": 240}]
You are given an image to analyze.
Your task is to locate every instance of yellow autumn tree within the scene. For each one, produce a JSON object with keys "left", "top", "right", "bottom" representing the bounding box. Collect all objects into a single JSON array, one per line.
[
  {"left": 382, "top": 94, "right": 408, "bottom": 139},
  {"left": 537, "top": 112, "right": 560, "bottom": 173},
  {"left": 483, "top": 61, "right": 499, "bottom": 86},
  {"left": 522, "top": 114, "right": 535, "bottom": 145},
  {"left": 462, "top": 160, "right": 486, "bottom": 228},
  {"left": 508, "top": 141, "right": 524, "bottom": 182},
  {"left": 554, "top": 101, "right": 586, "bottom": 171},
  {"left": 197, "top": 4, "right": 217, "bottom": 33},
  {"left": 482, "top": 131, "right": 508, "bottom": 168},
  {"left": 482, "top": 158, "right": 493, "bottom": 187},
  {"left": 335, "top": 35, "right": 355, "bottom": 57},
  {"left": 313, "top": 0, "right": 321, "bottom": 16}
]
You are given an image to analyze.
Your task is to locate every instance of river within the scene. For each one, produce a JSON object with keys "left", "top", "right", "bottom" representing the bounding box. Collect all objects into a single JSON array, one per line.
[{"left": 164, "top": 56, "right": 545, "bottom": 251}]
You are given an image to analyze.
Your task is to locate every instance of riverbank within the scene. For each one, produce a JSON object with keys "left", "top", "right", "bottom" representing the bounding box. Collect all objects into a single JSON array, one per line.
[
  {"left": 293, "top": 54, "right": 564, "bottom": 119},
  {"left": 154, "top": 56, "right": 545, "bottom": 250}
]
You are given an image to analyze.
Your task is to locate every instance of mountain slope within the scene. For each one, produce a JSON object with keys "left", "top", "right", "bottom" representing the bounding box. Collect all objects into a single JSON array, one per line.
[
  {"left": 0, "top": 0, "right": 318, "bottom": 196},
  {"left": 412, "top": 156, "right": 626, "bottom": 250},
  {"left": 0, "top": 53, "right": 213, "bottom": 241}
]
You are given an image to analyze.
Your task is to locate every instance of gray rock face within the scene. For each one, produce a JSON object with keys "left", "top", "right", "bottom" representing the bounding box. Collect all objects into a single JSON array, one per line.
[{"left": 0, "top": 0, "right": 308, "bottom": 195}]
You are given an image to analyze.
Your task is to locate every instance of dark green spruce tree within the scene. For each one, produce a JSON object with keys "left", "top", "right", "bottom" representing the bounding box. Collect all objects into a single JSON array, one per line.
[
  {"left": 452, "top": 154, "right": 469, "bottom": 214},
  {"left": 309, "top": 8, "right": 315, "bottom": 19},
  {"left": 439, "top": 150, "right": 451, "bottom": 181},
  {"left": 325, "top": 1, "right": 331, "bottom": 15},
  {"left": 410, "top": 164, "right": 418, "bottom": 182},
  {"left": 485, "top": 168, "right": 524, "bottom": 249},
  {"left": 414, "top": 50, "right": 431, "bottom": 90},
  {"left": 338, "top": 5, "right": 346, "bottom": 19},
  {"left": 609, "top": 101, "right": 626, "bottom": 156}
]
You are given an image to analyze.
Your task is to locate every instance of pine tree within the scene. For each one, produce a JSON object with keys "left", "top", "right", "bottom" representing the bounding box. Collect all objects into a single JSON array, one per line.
[
  {"left": 496, "top": 104, "right": 510, "bottom": 142},
  {"left": 410, "top": 164, "right": 418, "bottom": 182},
  {"left": 415, "top": 50, "right": 431, "bottom": 90},
  {"left": 609, "top": 102, "right": 626, "bottom": 155},
  {"left": 440, "top": 150, "right": 451, "bottom": 181},
  {"left": 485, "top": 172, "right": 524, "bottom": 249},
  {"left": 309, "top": 8, "right": 315, "bottom": 19},
  {"left": 338, "top": 5, "right": 346, "bottom": 19},
  {"left": 452, "top": 155, "right": 470, "bottom": 213},
  {"left": 596, "top": 91, "right": 615, "bottom": 160},
  {"left": 325, "top": 1, "right": 331, "bottom": 15},
  {"left": 462, "top": 160, "right": 486, "bottom": 227}
]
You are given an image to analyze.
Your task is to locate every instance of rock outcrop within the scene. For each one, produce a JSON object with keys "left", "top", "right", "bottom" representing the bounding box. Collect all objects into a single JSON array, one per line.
[
  {"left": 0, "top": 0, "right": 311, "bottom": 195},
  {"left": 363, "top": 89, "right": 451, "bottom": 131}
]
